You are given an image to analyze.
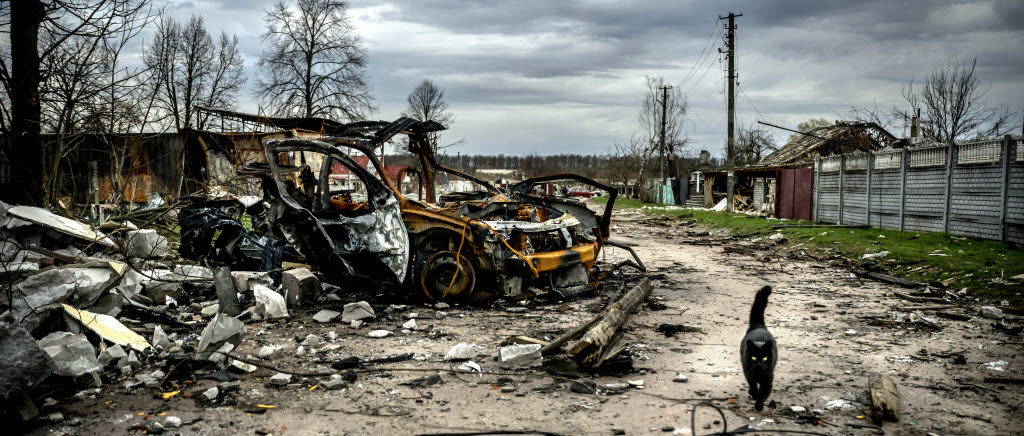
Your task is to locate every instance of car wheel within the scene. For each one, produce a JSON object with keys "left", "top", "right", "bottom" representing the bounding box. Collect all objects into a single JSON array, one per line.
[{"left": 419, "top": 250, "right": 476, "bottom": 301}]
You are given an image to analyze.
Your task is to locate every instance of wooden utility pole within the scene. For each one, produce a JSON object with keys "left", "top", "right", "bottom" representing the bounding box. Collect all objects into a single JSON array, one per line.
[
  {"left": 720, "top": 12, "right": 741, "bottom": 212},
  {"left": 658, "top": 85, "right": 671, "bottom": 201}
]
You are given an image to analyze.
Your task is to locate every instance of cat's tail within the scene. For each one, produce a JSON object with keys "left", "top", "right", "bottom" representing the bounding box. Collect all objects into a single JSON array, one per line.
[{"left": 748, "top": 285, "right": 772, "bottom": 331}]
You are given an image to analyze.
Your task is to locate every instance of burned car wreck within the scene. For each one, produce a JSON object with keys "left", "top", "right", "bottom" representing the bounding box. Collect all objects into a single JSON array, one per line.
[{"left": 181, "top": 110, "right": 642, "bottom": 302}]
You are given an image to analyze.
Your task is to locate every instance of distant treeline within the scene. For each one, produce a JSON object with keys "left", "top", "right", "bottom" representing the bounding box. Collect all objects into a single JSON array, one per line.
[{"left": 384, "top": 152, "right": 724, "bottom": 181}]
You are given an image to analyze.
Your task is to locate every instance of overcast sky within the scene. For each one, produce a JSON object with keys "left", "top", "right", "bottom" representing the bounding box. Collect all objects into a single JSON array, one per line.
[{"left": 163, "top": 0, "right": 1024, "bottom": 156}]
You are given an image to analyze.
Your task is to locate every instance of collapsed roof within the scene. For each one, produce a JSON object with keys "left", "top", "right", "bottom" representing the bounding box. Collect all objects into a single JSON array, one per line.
[{"left": 756, "top": 121, "right": 898, "bottom": 168}]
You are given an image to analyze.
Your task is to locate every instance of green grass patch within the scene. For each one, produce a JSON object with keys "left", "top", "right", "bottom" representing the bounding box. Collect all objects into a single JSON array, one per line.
[{"left": 596, "top": 196, "right": 1024, "bottom": 304}]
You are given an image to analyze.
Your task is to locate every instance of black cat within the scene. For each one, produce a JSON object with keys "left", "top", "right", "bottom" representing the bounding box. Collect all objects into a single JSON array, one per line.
[{"left": 741, "top": 285, "right": 777, "bottom": 411}]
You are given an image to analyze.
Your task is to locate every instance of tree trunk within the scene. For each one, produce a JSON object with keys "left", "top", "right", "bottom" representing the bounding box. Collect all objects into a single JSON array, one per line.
[{"left": 5, "top": 0, "right": 46, "bottom": 205}]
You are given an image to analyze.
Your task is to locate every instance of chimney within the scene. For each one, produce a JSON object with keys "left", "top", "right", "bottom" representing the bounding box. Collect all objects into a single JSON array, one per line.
[
  {"left": 699, "top": 150, "right": 710, "bottom": 165},
  {"left": 910, "top": 108, "right": 920, "bottom": 143}
]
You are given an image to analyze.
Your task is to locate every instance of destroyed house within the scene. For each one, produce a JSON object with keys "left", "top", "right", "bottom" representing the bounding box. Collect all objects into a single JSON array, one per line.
[{"left": 691, "top": 121, "right": 897, "bottom": 218}]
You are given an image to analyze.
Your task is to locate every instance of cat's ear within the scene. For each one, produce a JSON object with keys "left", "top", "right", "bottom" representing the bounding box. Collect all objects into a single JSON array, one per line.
[{"left": 746, "top": 339, "right": 757, "bottom": 349}]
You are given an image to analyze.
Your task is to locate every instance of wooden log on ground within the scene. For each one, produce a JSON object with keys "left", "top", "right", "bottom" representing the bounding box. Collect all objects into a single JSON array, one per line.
[
  {"left": 569, "top": 278, "right": 652, "bottom": 367},
  {"left": 984, "top": 377, "right": 1024, "bottom": 385},
  {"left": 869, "top": 374, "right": 900, "bottom": 423},
  {"left": 541, "top": 314, "right": 604, "bottom": 355},
  {"left": 893, "top": 292, "right": 945, "bottom": 304},
  {"left": 854, "top": 270, "right": 922, "bottom": 288},
  {"left": 899, "top": 304, "right": 956, "bottom": 311}
]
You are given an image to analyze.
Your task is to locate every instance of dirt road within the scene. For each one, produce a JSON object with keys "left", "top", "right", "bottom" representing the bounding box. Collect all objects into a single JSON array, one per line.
[{"left": 31, "top": 208, "right": 1024, "bottom": 435}]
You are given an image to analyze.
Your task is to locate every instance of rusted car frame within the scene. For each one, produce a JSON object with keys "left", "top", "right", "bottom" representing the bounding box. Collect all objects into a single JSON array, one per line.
[{"left": 182, "top": 110, "right": 632, "bottom": 302}]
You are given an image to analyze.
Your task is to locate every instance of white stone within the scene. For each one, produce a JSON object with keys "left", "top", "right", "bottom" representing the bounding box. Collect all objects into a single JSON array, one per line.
[
  {"left": 202, "top": 387, "right": 219, "bottom": 401},
  {"left": 164, "top": 416, "right": 182, "bottom": 428},
  {"left": 151, "top": 325, "right": 171, "bottom": 349},
  {"left": 980, "top": 306, "right": 1003, "bottom": 319},
  {"left": 200, "top": 303, "right": 220, "bottom": 317},
  {"left": 124, "top": 229, "right": 168, "bottom": 259},
  {"left": 300, "top": 334, "right": 321, "bottom": 347},
  {"left": 313, "top": 309, "right": 341, "bottom": 323},
  {"left": 367, "top": 330, "right": 391, "bottom": 338},
  {"left": 254, "top": 285, "right": 288, "bottom": 319},
  {"left": 790, "top": 406, "right": 807, "bottom": 413},
  {"left": 341, "top": 301, "right": 375, "bottom": 323},
  {"left": 269, "top": 373, "right": 291, "bottom": 386},
  {"left": 627, "top": 379, "right": 644, "bottom": 388},
  {"left": 673, "top": 373, "right": 688, "bottom": 383},
  {"left": 258, "top": 345, "right": 284, "bottom": 360},
  {"left": 444, "top": 343, "right": 477, "bottom": 361},
  {"left": 350, "top": 320, "right": 364, "bottom": 329},
  {"left": 402, "top": 319, "right": 417, "bottom": 330},
  {"left": 498, "top": 344, "right": 542, "bottom": 368},
  {"left": 861, "top": 251, "right": 889, "bottom": 260},
  {"left": 327, "top": 331, "right": 338, "bottom": 341}
]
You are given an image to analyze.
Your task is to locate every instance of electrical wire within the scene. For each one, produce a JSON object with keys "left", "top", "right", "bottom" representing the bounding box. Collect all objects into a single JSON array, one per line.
[{"left": 678, "top": 19, "right": 723, "bottom": 88}]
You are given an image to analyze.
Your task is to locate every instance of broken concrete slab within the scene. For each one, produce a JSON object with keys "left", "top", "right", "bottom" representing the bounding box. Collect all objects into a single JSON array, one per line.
[
  {"left": 151, "top": 325, "right": 171, "bottom": 349},
  {"left": 231, "top": 271, "right": 272, "bottom": 294},
  {"left": 98, "top": 344, "right": 127, "bottom": 367},
  {"left": 0, "top": 261, "right": 39, "bottom": 282},
  {"left": 499, "top": 344, "right": 543, "bottom": 368},
  {"left": 10, "top": 263, "right": 123, "bottom": 333},
  {"left": 341, "top": 301, "right": 374, "bottom": 323},
  {"left": 254, "top": 285, "right": 288, "bottom": 319},
  {"left": 0, "top": 320, "right": 56, "bottom": 402},
  {"left": 85, "top": 291, "right": 123, "bottom": 317},
  {"left": 123, "top": 229, "right": 168, "bottom": 259},
  {"left": 281, "top": 267, "right": 320, "bottom": 307},
  {"left": 197, "top": 313, "right": 244, "bottom": 360},
  {"left": 0, "top": 201, "right": 115, "bottom": 247},
  {"left": 173, "top": 264, "right": 213, "bottom": 281},
  {"left": 38, "top": 332, "right": 102, "bottom": 380},
  {"left": 269, "top": 373, "right": 291, "bottom": 386},
  {"left": 62, "top": 304, "right": 151, "bottom": 353},
  {"left": 313, "top": 309, "right": 341, "bottom": 323},
  {"left": 213, "top": 266, "right": 242, "bottom": 316},
  {"left": 118, "top": 350, "right": 142, "bottom": 372}
]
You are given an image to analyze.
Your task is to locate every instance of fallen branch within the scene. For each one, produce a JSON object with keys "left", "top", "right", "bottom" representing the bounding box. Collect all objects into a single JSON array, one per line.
[
  {"left": 984, "top": 377, "right": 1024, "bottom": 385},
  {"left": 569, "top": 278, "right": 652, "bottom": 367},
  {"left": 541, "top": 313, "right": 604, "bottom": 355}
]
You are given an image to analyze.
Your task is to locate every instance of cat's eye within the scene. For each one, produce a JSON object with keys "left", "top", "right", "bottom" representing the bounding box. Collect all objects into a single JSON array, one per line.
[
  {"left": 763, "top": 357, "right": 768, "bottom": 360},
  {"left": 751, "top": 356, "right": 757, "bottom": 360}
]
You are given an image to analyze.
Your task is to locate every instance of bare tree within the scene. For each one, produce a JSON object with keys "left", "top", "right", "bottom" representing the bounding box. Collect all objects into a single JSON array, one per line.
[
  {"left": 402, "top": 79, "right": 456, "bottom": 154},
  {"left": 638, "top": 76, "right": 688, "bottom": 180},
  {"left": 897, "top": 58, "right": 1001, "bottom": 143},
  {"left": 1, "top": 0, "right": 154, "bottom": 205},
  {"left": 735, "top": 123, "right": 777, "bottom": 166},
  {"left": 143, "top": 13, "right": 245, "bottom": 131},
  {"left": 606, "top": 135, "right": 644, "bottom": 198},
  {"left": 256, "top": 0, "right": 374, "bottom": 121}
]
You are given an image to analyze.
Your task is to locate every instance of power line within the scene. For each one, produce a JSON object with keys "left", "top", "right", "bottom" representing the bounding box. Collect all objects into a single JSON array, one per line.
[{"left": 677, "top": 19, "right": 722, "bottom": 88}]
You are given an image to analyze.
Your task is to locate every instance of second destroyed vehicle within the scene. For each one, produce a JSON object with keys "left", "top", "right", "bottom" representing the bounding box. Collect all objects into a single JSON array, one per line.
[{"left": 180, "top": 109, "right": 641, "bottom": 302}]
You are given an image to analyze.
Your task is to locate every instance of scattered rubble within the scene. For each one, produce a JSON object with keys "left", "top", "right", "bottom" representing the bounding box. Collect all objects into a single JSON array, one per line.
[
  {"left": 341, "top": 301, "right": 375, "bottom": 323},
  {"left": 254, "top": 285, "right": 289, "bottom": 319}
]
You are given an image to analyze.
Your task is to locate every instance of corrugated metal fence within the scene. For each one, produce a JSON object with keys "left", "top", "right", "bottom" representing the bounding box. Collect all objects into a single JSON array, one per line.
[{"left": 813, "top": 136, "right": 1024, "bottom": 244}]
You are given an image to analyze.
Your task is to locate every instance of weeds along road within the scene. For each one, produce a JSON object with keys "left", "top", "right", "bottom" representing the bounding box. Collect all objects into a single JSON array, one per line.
[{"left": 31, "top": 209, "right": 1024, "bottom": 436}]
